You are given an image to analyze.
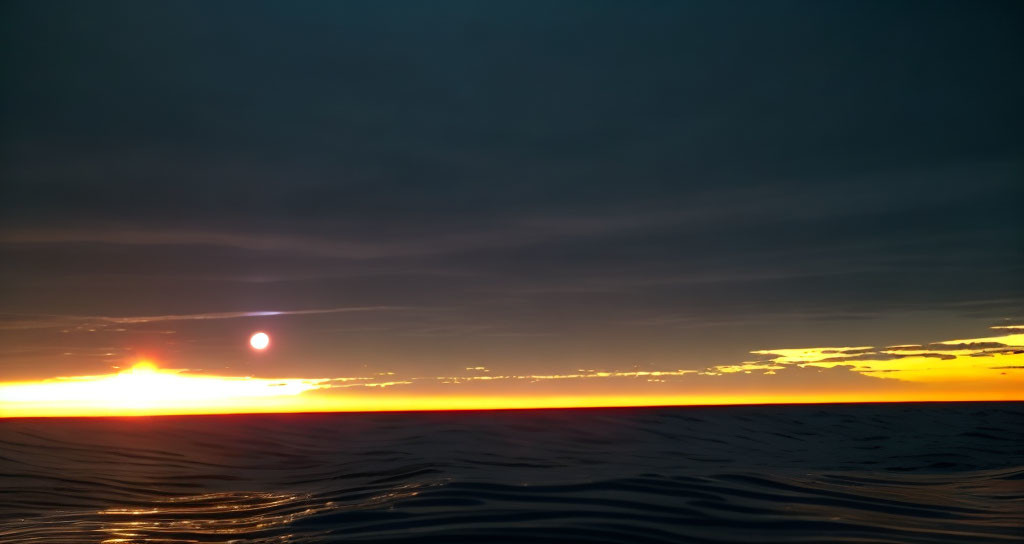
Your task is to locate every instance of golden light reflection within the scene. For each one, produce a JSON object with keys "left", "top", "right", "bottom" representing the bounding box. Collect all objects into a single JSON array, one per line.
[
  {"left": 94, "top": 483, "right": 438, "bottom": 543},
  {"left": 96, "top": 491, "right": 330, "bottom": 543}
]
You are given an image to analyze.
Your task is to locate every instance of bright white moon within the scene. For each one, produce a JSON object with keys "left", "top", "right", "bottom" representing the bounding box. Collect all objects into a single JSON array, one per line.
[{"left": 249, "top": 332, "right": 270, "bottom": 350}]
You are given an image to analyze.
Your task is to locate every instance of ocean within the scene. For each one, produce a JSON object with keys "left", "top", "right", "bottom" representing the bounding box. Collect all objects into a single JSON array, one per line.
[{"left": 1, "top": 402, "right": 1021, "bottom": 543}]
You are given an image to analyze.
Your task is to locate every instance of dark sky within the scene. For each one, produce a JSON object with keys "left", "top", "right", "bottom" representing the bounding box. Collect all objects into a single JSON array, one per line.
[{"left": 1, "top": 1, "right": 1022, "bottom": 383}]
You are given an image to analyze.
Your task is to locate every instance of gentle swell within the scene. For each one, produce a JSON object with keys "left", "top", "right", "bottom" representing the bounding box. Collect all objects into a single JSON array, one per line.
[{"left": 1, "top": 403, "right": 1022, "bottom": 543}]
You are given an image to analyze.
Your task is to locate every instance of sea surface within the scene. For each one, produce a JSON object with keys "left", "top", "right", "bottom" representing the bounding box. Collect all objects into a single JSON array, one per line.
[{"left": 1, "top": 402, "right": 1022, "bottom": 543}]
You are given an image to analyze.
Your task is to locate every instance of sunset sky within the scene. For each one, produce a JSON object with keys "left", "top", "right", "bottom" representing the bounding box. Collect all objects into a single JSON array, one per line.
[{"left": 1, "top": 1, "right": 1022, "bottom": 416}]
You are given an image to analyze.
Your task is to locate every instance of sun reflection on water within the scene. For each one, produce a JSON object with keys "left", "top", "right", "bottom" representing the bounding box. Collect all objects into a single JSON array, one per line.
[{"left": 94, "top": 483, "right": 439, "bottom": 543}]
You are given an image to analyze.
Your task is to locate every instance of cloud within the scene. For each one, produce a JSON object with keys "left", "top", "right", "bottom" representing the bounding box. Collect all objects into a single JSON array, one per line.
[
  {"left": 710, "top": 326, "right": 1024, "bottom": 384},
  {"left": 819, "top": 352, "right": 956, "bottom": 363},
  {"left": 0, "top": 228, "right": 394, "bottom": 259},
  {"left": 0, "top": 306, "right": 403, "bottom": 331},
  {"left": 885, "top": 342, "right": 1008, "bottom": 351},
  {"left": 0, "top": 211, "right": 685, "bottom": 262}
]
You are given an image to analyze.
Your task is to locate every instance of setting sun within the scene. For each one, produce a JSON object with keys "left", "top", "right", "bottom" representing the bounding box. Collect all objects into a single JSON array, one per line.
[
  {"left": 250, "top": 332, "right": 270, "bottom": 350},
  {"left": 0, "top": 362, "right": 325, "bottom": 417}
]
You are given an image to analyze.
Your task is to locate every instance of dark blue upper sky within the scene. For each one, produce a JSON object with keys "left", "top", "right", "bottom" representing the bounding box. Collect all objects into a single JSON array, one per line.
[{"left": 1, "top": 1, "right": 1021, "bottom": 380}]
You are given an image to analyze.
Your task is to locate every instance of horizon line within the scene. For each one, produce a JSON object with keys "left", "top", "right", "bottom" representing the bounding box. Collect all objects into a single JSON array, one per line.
[{"left": 3, "top": 398, "right": 1020, "bottom": 421}]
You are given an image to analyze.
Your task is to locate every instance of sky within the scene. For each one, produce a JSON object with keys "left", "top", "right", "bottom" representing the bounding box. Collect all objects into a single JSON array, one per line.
[{"left": 1, "top": 1, "right": 1022, "bottom": 415}]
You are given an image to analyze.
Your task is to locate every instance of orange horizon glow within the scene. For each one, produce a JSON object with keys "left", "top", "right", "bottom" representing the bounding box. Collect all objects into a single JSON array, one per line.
[
  {"left": 1, "top": 366, "right": 1021, "bottom": 419},
  {"left": 0, "top": 362, "right": 327, "bottom": 418},
  {"left": 2, "top": 388, "right": 1021, "bottom": 419},
  {"left": 2, "top": 326, "right": 1021, "bottom": 418}
]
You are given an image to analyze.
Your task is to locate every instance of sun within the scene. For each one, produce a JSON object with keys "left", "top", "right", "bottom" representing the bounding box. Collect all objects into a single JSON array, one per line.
[
  {"left": 0, "top": 360, "right": 327, "bottom": 417},
  {"left": 129, "top": 361, "right": 158, "bottom": 373},
  {"left": 250, "top": 332, "right": 270, "bottom": 350}
]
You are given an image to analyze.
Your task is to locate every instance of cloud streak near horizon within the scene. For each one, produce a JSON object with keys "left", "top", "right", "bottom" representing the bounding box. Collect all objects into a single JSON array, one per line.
[
  {"left": 0, "top": 306, "right": 405, "bottom": 331},
  {"left": 710, "top": 328, "right": 1024, "bottom": 385}
]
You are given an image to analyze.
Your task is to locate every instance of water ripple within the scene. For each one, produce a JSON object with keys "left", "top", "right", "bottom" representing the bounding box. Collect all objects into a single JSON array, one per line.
[{"left": 1, "top": 402, "right": 1022, "bottom": 543}]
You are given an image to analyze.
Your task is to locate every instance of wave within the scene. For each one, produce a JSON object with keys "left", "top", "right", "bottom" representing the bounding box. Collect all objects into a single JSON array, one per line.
[{"left": 1, "top": 402, "right": 1022, "bottom": 543}]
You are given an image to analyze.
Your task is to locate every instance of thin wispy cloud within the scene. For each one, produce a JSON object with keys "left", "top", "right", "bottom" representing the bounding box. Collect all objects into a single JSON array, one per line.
[
  {"left": 0, "top": 306, "right": 404, "bottom": 331},
  {"left": 0, "top": 212, "right": 679, "bottom": 261}
]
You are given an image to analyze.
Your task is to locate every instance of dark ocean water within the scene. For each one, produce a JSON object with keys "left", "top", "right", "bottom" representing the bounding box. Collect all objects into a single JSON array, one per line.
[{"left": 1, "top": 402, "right": 1022, "bottom": 544}]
